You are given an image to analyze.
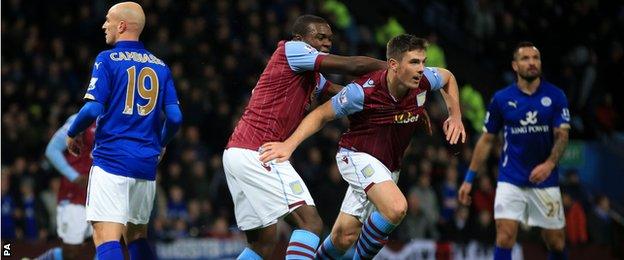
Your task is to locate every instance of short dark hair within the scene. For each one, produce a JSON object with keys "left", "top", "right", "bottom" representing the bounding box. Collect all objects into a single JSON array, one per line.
[
  {"left": 513, "top": 41, "right": 538, "bottom": 60},
  {"left": 386, "top": 34, "right": 428, "bottom": 61},
  {"left": 291, "top": 15, "right": 327, "bottom": 37}
]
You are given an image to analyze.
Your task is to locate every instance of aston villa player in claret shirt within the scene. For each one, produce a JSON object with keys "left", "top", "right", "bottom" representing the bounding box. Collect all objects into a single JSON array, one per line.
[
  {"left": 222, "top": 14, "right": 387, "bottom": 259},
  {"left": 259, "top": 34, "right": 466, "bottom": 259}
]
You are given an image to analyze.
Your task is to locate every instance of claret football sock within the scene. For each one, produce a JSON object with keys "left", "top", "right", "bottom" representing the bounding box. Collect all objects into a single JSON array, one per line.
[{"left": 353, "top": 211, "right": 396, "bottom": 260}]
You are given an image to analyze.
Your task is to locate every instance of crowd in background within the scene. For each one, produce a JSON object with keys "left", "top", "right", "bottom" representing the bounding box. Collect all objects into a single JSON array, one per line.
[{"left": 2, "top": 0, "right": 623, "bottom": 254}]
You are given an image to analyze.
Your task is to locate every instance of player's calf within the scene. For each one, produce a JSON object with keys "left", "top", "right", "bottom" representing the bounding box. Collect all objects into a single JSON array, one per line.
[
  {"left": 332, "top": 228, "right": 359, "bottom": 250},
  {"left": 286, "top": 205, "right": 323, "bottom": 259},
  {"left": 316, "top": 212, "right": 361, "bottom": 259},
  {"left": 126, "top": 223, "right": 155, "bottom": 260},
  {"left": 245, "top": 225, "right": 278, "bottom": 258},
  {"left": 350, "top": 181, "right": 407, "bottom": 259},
  {"left": 542, "top": 228, "right": 567, "bottom": 259},
  {"left": 92, "top": 221, "right": 124, "bottom": 246},
  {"left": 288, "top": 205, "right": 324, "bottom": 236}
]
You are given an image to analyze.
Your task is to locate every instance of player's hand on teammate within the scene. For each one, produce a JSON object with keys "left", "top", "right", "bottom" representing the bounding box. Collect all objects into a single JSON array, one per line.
[
  {"left": 443, "top": 116, "right": 466, "bottom": 144},
  {"left": 529, "top": 160, "right": 555, "bottom": 184},
  {"left": 66, "top": 134, "right": 84, "bottom": 156},
  {"left": 259, "top": 142, "right": 295, "bottom": 163},
  {"left": 458, "top": 182, "right": 473, "bottom": 205}
]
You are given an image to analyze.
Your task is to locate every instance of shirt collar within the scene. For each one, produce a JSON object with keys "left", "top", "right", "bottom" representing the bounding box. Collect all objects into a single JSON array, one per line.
[
  {"left": 114, "top": 41, "right": 144, "bottom": 49},
  {"left": 514, "top": 79, "right": 544, "bottom": 96}
]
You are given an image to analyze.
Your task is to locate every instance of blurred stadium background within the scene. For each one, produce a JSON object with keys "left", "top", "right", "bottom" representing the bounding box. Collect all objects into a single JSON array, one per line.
[{"left": 2, "top": 0, "right": 624, "bottom": 259}]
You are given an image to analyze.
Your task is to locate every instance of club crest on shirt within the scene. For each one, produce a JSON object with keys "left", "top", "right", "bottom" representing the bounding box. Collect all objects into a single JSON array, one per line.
[
  {"left": 541, "top": 96, "right": 552, "bottom": 107},
  {"left": 362, "top": 78, "right": 375, "bottom": 88},
  {"left": 361, "top": 164, "right": 375, "bottom": 178},
  {"left": 341, "top": 156, "right": 349, "bottom": 164},
  {"left": 417, "top": 91, "right": 427, "bottom": 107},
  {"left": 261, "top": 162, "right": 271, "bottom": 172},
  {"left": 290, "top": 181, "right": 304, "bottom": 195}
]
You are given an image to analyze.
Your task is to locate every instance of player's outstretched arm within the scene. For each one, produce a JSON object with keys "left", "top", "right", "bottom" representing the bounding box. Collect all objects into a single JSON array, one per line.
[
  {"left": 45, "top": 118, "right": 81, "bottom": 182},
  {"left": 319, "top": 54, "right": 386, "bottom": 76},
  {"left": 260, "top": 101, "right": 337, "bottom": 163},
  {"left": 437, "top": 68, "right": 466, "bottom": 144},
  {"left": 529, "top": 126, "right": 569, "bottom": 183},
  {"left": 458, "top": 132, "right": 496, "bottom": 205}
]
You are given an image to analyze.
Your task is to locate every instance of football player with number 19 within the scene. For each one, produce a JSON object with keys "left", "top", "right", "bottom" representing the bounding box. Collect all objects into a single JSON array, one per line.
[{"left": 65, "top": 2, "right": 182, "bottom": 260}]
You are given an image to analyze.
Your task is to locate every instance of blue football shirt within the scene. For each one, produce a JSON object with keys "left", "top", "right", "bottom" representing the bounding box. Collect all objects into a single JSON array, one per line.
[
  {"left": 484, "top": 80, "right": 570, "bottom": 188},
  {"left": 85, "top": 41, "right": 179, "bottom": 180}
]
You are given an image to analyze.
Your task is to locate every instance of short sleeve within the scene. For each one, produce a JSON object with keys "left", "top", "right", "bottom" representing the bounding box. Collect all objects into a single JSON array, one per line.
[
  {"left": 84, "top": 52, "right": 112, "bottom": 104},
  {"left": 285, "top": 41, "right": 323, "bottom": 72},
  {"left": 552, "top": 90, "right": 571, "bottom": 128},
  {"left": 163, "top": 70, "right": 179, "bottom": 106},
  {"left": 423, "top": 67, "right": 444, "bottom": 91},
  {"left": 331, "top": 82, "right": 365, "bottom": 118},
  {"left": 483, "top": 95, "right": 503, "bottom": 133}
]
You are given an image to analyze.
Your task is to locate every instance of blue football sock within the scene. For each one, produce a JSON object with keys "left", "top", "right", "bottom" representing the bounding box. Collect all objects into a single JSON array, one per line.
[
  {"left": 54, "top": 247, "right": 63, "bottom": 260},
  {"left": 286, "top": 229, "right": 320, "bottom": 259},
  {"left": 128, "top": 238, "right": 155, "bottom": 260},
  {"left": 315, "top": 235, "right": 346, "bottom": 259},
  {"left": 237, "top": 247, "right": 262, "bottom": 260},
  {"left": 494, "top": 246, "right": 512, "bottom": 260},
  {"left": 548, "top": 248, "right": 568, "bottom": 260},
  {"left": 353, "top": 211, "right": 397, "bottom": 260},
  {"left": 96, "top": 241, "right": 123, "bottom": 260}
]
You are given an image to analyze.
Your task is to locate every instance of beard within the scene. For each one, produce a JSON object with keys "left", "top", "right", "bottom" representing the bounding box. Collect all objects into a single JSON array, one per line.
[{"left": 518, "top": 70, "right": 541, "bottom": 82}]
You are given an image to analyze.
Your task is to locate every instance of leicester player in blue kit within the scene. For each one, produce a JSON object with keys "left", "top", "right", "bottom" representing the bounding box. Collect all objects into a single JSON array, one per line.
[
  {"left": 65, "top": 2, "right": 182, "bottom": 259},
  {"left": 458, "top": 42, "right": 570, "bottom": 260}
]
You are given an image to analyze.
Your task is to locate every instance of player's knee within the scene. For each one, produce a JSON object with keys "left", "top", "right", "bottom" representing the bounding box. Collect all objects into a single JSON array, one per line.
[
  {"left": 295, "top": 206, "right": 324, "bottom": 236},
  {"left": 91, "top": 222, "right": 123, "bottom": 246},
  {"left": 547, "top": 238, "right": 565, "bottom": 252},
  {"left": 126, "top": 223, "right": 148, "bottom": 243},
  {"left": 496, "top": 229, "right": 516, "bottom": 248},
  {"left": 544, "top": 231, "right": 566, "bottom": 251},
  {"left": 382, "top": 197, "right": 408, "bottom": 224},
  {"left": 302, "top": 215, "right": 324, "bottom": 236}
]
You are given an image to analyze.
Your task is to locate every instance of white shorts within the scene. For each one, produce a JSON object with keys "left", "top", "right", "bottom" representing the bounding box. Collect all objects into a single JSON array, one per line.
[
  {"left": 494, "top": 182, "right": 565, "bottom": 229},
  {"left": 336, "top": 148, "right": 400, "bottom": 222},
  {"left": 57, "top": 202, "right": 92, "bottom": 245},
  {"left": 85, "top": 166, "right": 156, "bottom": 225},
  {"left": 223, "top": 148, "right": 315, "bottom": 231}
]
